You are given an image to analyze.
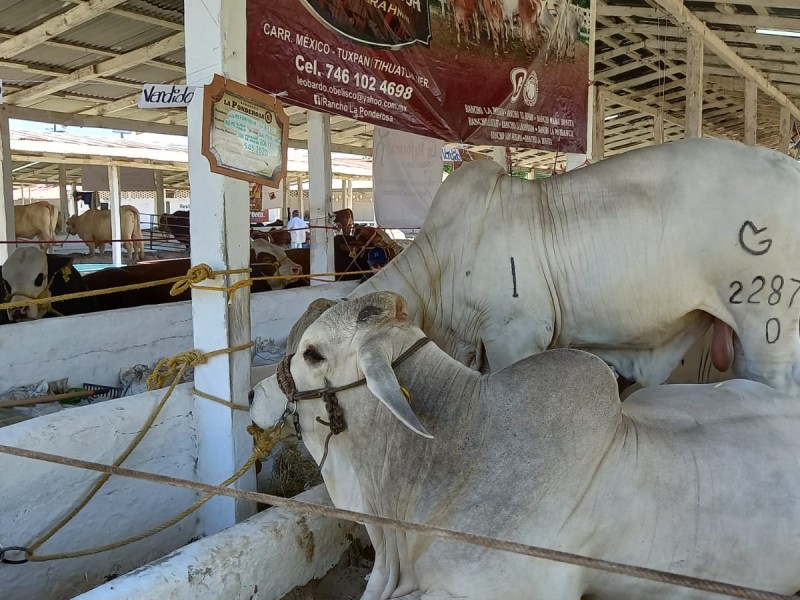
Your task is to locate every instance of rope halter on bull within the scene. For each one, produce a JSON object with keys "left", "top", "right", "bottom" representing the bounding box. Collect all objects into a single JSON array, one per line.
[
  {"left": 1, "top": 266, "right": 72, "bottom": 318},
  {"left": 264, "top": 336, "right": 432, "bottom": 484}
]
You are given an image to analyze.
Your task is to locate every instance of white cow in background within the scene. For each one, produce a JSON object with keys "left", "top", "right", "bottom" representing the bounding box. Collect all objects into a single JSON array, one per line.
[
  {"left": 349, "top": 138, "right": 800, "bottom": 396},
  {"left": 251, "top": 292, "right": 800, "bottom": 599}
]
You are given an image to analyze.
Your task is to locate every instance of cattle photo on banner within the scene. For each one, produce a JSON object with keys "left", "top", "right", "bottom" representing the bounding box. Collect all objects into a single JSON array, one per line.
[
  {"left": 247, "top": 0, "right": 591, "bottom": 152},
  {"left": 372, "top": 126, "right": 443, "bottom": 229}
]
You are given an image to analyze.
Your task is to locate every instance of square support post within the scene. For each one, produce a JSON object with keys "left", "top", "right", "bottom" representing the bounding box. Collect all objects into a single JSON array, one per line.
[
  {"left": 184, "top": 0, "right": 256, "bottom": 533},
  {"left": 307, "top": 111, "right": 335, "bottom": 284},
  {"left": 107, "top": 165, "right": 123, "bottom": 266},
  {"left": 0, "top": 114, "right": 14, "bottom": 263}
]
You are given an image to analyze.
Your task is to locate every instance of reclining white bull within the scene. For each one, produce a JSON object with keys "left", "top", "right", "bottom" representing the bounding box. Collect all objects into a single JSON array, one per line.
[
  {"left": 250, "top": 291, "right": 800, "bottom": 600},
  {"left": 350, "top": 137, "right": 800, "bottom": 395}
]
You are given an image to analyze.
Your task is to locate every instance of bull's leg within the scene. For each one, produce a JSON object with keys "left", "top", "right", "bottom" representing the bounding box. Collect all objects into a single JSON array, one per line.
[
  {"left": 594, "top": 313, "right": 714, "bottom": 387},
  {"left": 123, "top": 241, "right": 135, "bottom": 265},
  {"left": 86, "top": 242, "right": 96, "bottom": 256}
]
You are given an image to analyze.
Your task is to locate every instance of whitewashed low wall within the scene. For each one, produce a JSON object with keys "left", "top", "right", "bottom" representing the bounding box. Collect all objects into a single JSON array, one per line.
[
  {"left": 0, "top": 384, "right": 199, "bottom": 600},
  {"left": 0, "top": 282, "right": 357, "bottom": 394},
  {"left": 75, "top": 485, "right": 367, "bottom": 600}
]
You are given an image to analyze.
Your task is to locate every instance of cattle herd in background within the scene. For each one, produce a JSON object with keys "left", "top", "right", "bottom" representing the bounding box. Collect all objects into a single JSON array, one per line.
[
  {"left": 445, "top": 0, "right": 585, "bottom": 60},
  {"left": 1, "top": 205, "right": 410, "bottom": 323}
]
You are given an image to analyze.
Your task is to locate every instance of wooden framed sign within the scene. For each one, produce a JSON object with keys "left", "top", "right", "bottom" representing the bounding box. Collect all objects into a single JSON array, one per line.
[{"left": 201, "top": 74, "right": 289, "bottom": 187}]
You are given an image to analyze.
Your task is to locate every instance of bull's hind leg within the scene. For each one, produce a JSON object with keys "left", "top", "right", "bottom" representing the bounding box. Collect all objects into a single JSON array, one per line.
[{"left": 730, "top": 315, "right": 800, "bottom": 396}]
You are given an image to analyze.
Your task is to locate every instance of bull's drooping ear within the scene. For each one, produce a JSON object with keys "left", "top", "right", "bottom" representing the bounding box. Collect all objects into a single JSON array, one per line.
[{"left": 357, "top": 338, "right": 432, "bottom": 439}]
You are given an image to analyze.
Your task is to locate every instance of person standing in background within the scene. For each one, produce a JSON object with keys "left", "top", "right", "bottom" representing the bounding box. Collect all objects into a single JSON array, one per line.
[{"left": 287, "top": 209, "right": 307, "bottom": 249}]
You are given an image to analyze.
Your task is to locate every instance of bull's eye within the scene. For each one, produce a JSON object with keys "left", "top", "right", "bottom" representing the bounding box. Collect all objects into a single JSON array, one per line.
[
  {"left": 34, "top": 272, "right": 45, "bottom": 287},
  {"left": 303, "top": 346, "right": 325, "bottom": 364}
]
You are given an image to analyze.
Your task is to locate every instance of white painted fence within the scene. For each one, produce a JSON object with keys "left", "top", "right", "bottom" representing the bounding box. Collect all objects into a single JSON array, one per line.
[
  {"left": 75, "top": 485, "right": 367, "bottom": 600},
  {"left": 0, "top": 281, "right": 358, "bottom": 395},
  {"left": 0, "top": 385, "right": 198, "bottom": 600}
]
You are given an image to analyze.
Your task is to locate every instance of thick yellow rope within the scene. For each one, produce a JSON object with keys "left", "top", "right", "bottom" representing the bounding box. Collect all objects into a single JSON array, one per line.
[
  {"left": 0, "top": 264, "right": 248, "bottom": 312},
  {"left": 0, "top": 265, "right": 370, "bottom": 312},
  {"left": 27, "top": 425, "right": 280, "bottom": 562},
  {"left": 26, "top": 341, "right": 254, "bottom": 559},
  {"left": 145, "top": 342, "right": 254, "bottom": 391}
]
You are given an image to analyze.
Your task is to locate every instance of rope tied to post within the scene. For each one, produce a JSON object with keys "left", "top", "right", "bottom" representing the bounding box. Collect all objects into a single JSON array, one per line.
[
  {"left": 146, "top": 342, "right": 255, "bottom": 391},
  {"left": 168, "top": 263, "right": 215, "bottom": 296}
]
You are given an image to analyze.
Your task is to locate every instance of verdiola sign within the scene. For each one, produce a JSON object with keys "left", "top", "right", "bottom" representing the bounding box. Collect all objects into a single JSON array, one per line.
[{"left": 138, "top": 84, "right": 196, "bottom": 108}]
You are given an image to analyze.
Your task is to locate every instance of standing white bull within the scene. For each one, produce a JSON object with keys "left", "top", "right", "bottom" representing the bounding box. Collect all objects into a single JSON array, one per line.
[
  {"left": 350, "top": 138, "right": 800, "bottom": 396},
  {"left": 251, "top": 292, "right": 800, "bottom": 599}
]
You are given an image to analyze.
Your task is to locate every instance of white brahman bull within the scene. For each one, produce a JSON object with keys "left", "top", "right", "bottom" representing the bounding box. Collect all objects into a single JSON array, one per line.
[
  {"left": 350, "top": 138, "right": 800, "bottom": 396},
  {"left": 250, "top": 292, "right": 800, "bottom": 600},
  {"left": 66, "top": 206, "right": 145, "bottom": 264},
  {"left": 14, "top": 201, "right": 62, "bottom": 254}
]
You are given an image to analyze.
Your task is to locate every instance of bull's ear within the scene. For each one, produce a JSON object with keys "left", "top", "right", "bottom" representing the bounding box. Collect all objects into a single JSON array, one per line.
[
  {"left": 355, "top": 292, "right": 409, "bottom": 326},
  {"left": 46, "top": 254, "right": 73, "bottom": 271},
  {"left": 357, "top": 338, "right": 432, "bottom": 439}
]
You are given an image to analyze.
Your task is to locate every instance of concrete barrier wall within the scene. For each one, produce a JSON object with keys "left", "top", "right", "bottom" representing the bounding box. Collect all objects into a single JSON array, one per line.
[
  {"left": 0, "top": 281, "right": 357, "bottom": 394},
  {"left": 75, "top": 486, "right": 367, "bottom": 600},
  {"left": 0, "top": 385, "right": 199, "bottom": 600}
]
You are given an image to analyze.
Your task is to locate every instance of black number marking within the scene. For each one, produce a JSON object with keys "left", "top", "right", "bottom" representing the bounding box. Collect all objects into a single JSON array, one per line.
[
  {"left": 766, "top": 318, "right": 781, "bottom": 344},
  {"left": 728, "top": 280, "right": 743, "bottom": 304},
  {"left": 768, "top": 275, "right": 785, "bottom": 306},
  {"left": 789, "top": 279, "right": 800, "bottom": 308},
  {"left": 747, "top": 276, "right": 765, "bottom": 304}
]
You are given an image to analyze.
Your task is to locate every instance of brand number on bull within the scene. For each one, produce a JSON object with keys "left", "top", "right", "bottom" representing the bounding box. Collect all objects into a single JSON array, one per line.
[{"left": 728, "top": 275, "right": 800, "bottom": 308}]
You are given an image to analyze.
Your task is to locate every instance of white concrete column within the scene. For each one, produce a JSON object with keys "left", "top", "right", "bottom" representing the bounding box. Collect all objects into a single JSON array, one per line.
[
  {"left": 565, "top": 153, "right": 586, "bottom": 171},
  {"left": 281, "top": 177, "right": 289, "bottom": 221},
  {"left": 345, "top": 179, "right": 353, "bottom": 210},
  {"left": 0, "top": 114, "right": 14, "bottom": 263},
  {"left": 585, "top": 0, "right": 597, "bottom": 161},
  {"left": 307, "top": 111, "right": 335, "bottom": 284},
  {"left": 685, "top": 32, "right": 704, "bottom": 138},
  {"left": 185, "top": 0, "right": 256, "bottom": 532},
  {"left": 107, "top": 165, "right": 123, "bottom": 267},
  {"left": 744, "top": 79, "right": 757, "bottom": 146},
  {"left": 155, "top": 170, "right": 166, "bottom": 217},
  {"left": 491, "top": 146, "right": 506, "bottom": 171},
  {"left": 58, "top": 165, "right": 70, "bottom": 221},
  {"left": 296, "top": 177, "right": 305, "bottom": 218},
  {"left": 779, "top": 107, "right": 792, "bottom": 155}
]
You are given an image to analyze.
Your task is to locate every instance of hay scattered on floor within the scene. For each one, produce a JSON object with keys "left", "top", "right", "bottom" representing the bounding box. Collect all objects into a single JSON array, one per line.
[{"left": 271, "top": 440, "right": 323, "bottom": 498}]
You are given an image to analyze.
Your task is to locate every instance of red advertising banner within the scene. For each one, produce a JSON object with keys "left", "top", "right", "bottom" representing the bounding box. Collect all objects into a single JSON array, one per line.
[{"left": 246, "top": 0, "right": 590, "bottom": 152}]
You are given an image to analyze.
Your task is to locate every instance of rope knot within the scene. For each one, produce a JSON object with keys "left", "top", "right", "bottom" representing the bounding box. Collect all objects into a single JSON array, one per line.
[
  {"left": 170, "top": 263, "right": 215, "bottom": 296},
  {"left": 146, "top": 349, "right": 208, "bottom": 390},
  {"left": 247, "top": 423, "right": 282, "bottom": 459}
]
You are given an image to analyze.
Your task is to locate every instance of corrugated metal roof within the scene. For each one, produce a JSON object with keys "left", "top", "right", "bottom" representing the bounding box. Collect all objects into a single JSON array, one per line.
[
  {"left": 0, "top": 0, "right": 69, "bottom": 33},
  {"left": 10, "top": 129, "right": 188, "bottom": 162},
  {"left": 57, "top": 13, "right": 172, "bottom": 53}
]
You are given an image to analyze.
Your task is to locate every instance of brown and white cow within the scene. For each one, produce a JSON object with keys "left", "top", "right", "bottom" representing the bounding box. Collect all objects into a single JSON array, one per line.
[
  {"left": 14, "top": 201, "right": 62, "bottom": 254},
  {"left": 329, "top": 208, "right": 355, "bottom": 236},
  {"left": 0, "top": 247, "right": 98, "bottom": 323},
  {"left": 250, "top": 238, "right": 304, "bottom": 290},
  {"left": 66, "top": 206, "right": 145, "bottom": 264}
]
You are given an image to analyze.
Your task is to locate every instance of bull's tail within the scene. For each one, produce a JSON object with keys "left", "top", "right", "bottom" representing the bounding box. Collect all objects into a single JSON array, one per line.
[
  {"left": 123, "top": 205, "right": 146, "bottom": 262},
  {"left": 54, "top": 205, "right": 64, "bottom": 234}
]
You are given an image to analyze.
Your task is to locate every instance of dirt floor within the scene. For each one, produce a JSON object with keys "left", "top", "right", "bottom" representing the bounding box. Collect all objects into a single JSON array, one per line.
[{"left": 278, "top": 541, "right": 373, "bottom": 600}]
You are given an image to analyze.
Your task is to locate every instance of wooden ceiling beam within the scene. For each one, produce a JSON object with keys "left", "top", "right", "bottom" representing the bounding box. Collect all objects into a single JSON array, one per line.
[
  {"left": 0, "top": 0, "right": 129, "bottom": 59},
  {"left": 6, "top": 33, "right": 185, "bottom": 106},
  {"left": 648, "top": 0, "right": 800, "bottom": 122}
]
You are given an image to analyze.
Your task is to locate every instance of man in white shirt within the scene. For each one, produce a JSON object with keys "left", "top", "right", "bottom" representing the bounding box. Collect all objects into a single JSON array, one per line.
[{"left": 286, "top": 209, "right": 307, "bottom": 249}]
